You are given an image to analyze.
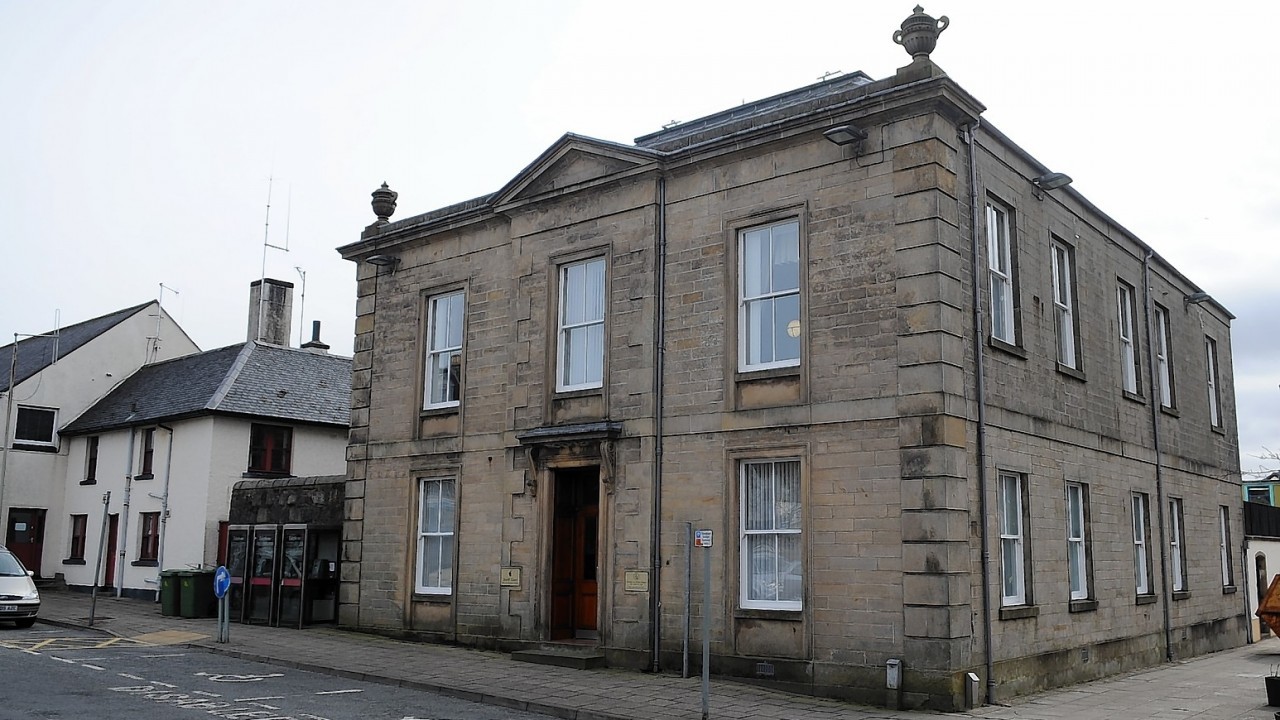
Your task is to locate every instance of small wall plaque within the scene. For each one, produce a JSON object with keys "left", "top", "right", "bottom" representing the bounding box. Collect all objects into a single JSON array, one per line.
[
  {"left": 624, "top": 570, "right": 649, "bottom": 592},
  {"left": 500, "top": 567, "right": 521, "bottom": 588}
]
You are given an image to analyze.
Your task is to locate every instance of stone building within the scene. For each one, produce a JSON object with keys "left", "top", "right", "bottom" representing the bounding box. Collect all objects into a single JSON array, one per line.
[{"left": 335, "top": 8, "right": 1243, "bottom": 709}]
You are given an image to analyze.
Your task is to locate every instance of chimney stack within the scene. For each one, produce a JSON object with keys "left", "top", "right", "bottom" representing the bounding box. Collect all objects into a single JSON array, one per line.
[
  {"left": 301, "top": 320, "right": 331, "bottom": 354},
  {"left": 248, "top": 278, "right": 294, "bottom": 346}
]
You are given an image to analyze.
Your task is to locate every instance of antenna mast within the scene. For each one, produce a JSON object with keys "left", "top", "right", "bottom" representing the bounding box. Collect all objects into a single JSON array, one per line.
[
  {"left": 151, "top": 283, "right": 179, "bottom": 363},
  {"left": 257, "top": 177, "right": 290, "bottom": 342}
]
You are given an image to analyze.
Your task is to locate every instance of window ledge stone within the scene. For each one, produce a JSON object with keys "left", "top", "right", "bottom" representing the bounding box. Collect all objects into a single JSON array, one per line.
[
  {"left": 1136, "top": 593, "right": 1158, "bottom": 605},
  {"left": 1223, "top": 584, "right": 1238, "bottom": 595},
  {"left": 988, "top": 337, "right": 1026, "bottom": 359},
  {"left": 1068, "top": 599, "right": 1098, "bottom": 613},
  {"left": 1172, "top": 590, "right": 1191, "bottom": 601},
  {"left": 1055, "top": 364, "right": 1086, "bottom": 382},
  {"left": 999, "top": 604, "right": 1039, "bottom": 620},
  {"left": 734, "top": 607, "right": 803, "bottom": 621}
]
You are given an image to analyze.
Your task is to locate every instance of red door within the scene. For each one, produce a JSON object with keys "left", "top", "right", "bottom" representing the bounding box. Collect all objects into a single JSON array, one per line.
[
  {"left": 550, "top": 468, "right": 599, "bottom": 641},
  {"left": 5, "top": 508, "right": 46, "bottom": 576},
  {"left": 103, "top": 514, "right": 118, "bottom": 589}
]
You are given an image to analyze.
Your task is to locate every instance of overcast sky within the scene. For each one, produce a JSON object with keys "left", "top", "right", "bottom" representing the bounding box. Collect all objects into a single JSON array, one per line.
[{"left": 1, "top": 1, "right": 1276, "bottom": 473}]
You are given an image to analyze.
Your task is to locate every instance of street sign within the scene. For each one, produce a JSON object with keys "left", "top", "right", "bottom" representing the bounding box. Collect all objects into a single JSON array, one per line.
[
  {"left": 694, "top": 529, "right": 713, "bottom": 548},
  {"left": 213, "top": 566, "right": 231, "bottom": 599}
]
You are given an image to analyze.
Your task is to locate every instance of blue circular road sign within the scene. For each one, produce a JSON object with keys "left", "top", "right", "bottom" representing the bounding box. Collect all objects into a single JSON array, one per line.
[{"left": 213, "top": 565, "right": 232, "bottom": 599}]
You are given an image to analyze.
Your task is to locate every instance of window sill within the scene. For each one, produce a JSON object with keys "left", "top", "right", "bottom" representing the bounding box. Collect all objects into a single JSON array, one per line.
[
  {"left": 132, "top": 473, "right": 155, "bottom": 481},
  {"left": 420, "top": 405, "right": 460, "bottom": 419},
  {"left": 411, "top": 592, "right": 453, "bottom": 604},
  {"left": 735, "top": 364, "right": 801, "bottom": 383},
  {"left": 1159, "top": 405, "right": 1180, "bottom": 418},
  {"left": 1122, "top": 390, "right": 1146, "bottom": 404},
  {"left": 1223, "top": 584, "right": 1238, "bottom": 595},
  {"left": 62, "top": 558, "right": 87, "bottom": 566},
  {"left": 734, "top": 607, "right": 803, "bottom": 621},
  {"left": 552, "top": 385, "right": 604, "bottom": 400},
  {"left": 79, "top": 479, "right": 97, "bottom": 486},
  {"left": 999, "top": 604, "right": 1039, "bottom": 620},
  {"left": 1055, "top": 364, "right": 1086, "bottom": 382},
  {"left": 1068, "top": 599, "right": 1098, "bottom": 613},
  {"left": 12, "top": 443, "right": 58, "bottom": 453},
  {"left": 988, "top": 337, "right": 1026, "bottom": 359},
  {"left": 132, "top": 560, "right": 159, "bottom": 567},
  {"left": 1172, "top": 590, "right": 1190, "bottom": 601},
  {"left": 1212, "top": 425, "right": 1226, "bottom": 436},
  {"left": 242, "top": 471, "right": 293, "bottom": 479},
  {"left": 1136, "top": 593, "right": 1157, "bottom": 605}
]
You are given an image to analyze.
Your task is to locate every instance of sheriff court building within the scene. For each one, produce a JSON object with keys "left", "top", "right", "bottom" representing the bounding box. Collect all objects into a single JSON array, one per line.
[{"left": 336, "top": 7, "right": 1243, "bottom": 710}]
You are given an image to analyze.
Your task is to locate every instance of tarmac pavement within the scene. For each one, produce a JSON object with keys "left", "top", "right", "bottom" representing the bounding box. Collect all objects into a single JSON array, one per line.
[{"left": 25, "top": 588, "right": 1280, "bottom": 720}]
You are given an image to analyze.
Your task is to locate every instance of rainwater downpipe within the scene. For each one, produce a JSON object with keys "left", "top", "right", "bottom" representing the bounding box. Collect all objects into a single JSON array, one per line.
[
  {"left": 962, "top": 121, "right": 996, "bottom": 704},
  {"left": 117, "top": 427, "right": 137, "bottom": 597},
  {"left": 153, "top": 423, "right": 175, "bottom": 602},
  {"left": 650, "top": 174, "right": 668, "bottom": 673},
  {"left": 1142, "top": 252, "right": 1174, "bottom": 662}
]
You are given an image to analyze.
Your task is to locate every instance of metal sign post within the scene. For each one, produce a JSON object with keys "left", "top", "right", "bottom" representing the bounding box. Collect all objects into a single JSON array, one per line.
[
  {"left": 213, "top": 565, "right": 231, "bottom": 643},
  {"left": 88, "top": 491, "right": 111, "bottom": 628},
  {"left": 694, "top": 529, "right": 713, "bottom": 720}
]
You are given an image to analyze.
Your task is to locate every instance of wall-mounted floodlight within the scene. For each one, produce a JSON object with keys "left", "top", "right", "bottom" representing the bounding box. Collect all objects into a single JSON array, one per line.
[
  {"left": 365, "top": 254, "right": 400, "bottom": 268},
  {"left": 1032, "top": 172, "right": 1073, "bottom": 200},
  {"left": 823, "top": 124, "right": 868, "bottom": 147},
  {"left": 1184, "top": 291, "right": 1212, "bottom": 309}
]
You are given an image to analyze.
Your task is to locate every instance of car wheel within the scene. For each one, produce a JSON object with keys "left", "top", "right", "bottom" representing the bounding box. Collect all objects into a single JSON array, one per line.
[{"left": 14, "top": 618, "right": 35, "bottom": 629}]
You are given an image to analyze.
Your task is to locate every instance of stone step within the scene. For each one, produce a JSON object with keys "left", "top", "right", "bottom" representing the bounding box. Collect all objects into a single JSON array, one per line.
[{"left": 510, "top": 646, "right": 607, "bottom": 670}]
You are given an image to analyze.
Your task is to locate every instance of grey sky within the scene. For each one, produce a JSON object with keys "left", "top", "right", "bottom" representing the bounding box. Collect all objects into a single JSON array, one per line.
[{"left": 1, "top": 1, "right": 1275, "bottom": 472}]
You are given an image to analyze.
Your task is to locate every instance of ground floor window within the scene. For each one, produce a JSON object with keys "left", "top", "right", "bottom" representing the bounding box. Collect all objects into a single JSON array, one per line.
[
  {"left": 740, "top": 459, "right": 802, "bottom": 611},
  {"left": 416, "top": 478, "right": 455, "bottom": 594}
]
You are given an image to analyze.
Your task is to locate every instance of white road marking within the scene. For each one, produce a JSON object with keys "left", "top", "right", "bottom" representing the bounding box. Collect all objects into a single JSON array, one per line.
[
  {"left": 118, "top": 673, "right": 146, "bottom": 680},
  {"left": 233, "top": 696, "right": 284, "bottom": 702},
  {"left": 82, "top": 664, "right": 104, "bottom": 670},
  {"left": 141, "top": 653, "right": 187, "bottom": 658},
  {"left": 195, "top": 671, "right": 284, "bottom": 683},
  {"left": 50, "top": 656, "right": 76, "bottom": 664},
  {"left": 191, "top": 690, "right": 220, "bottom": 697},
  {"left": 314, "top": 689, "right": 362, "bottom": 695},
  {"left": 152, "top": 681, "right": 176, "bottom": 688}
]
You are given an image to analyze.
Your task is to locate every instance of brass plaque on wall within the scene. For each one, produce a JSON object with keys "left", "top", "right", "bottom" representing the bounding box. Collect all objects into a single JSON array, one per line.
[{"left": 624, "top": 570, "right": 649, "bottom": 592}]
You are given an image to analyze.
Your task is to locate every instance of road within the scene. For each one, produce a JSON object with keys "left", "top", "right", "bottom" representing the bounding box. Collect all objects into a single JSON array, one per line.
[{"left": 0, "top": 625, "right": 555, "bottom": 720}]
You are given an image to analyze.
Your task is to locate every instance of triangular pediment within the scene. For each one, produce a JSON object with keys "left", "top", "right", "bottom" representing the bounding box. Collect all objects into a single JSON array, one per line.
[{"left": 493, "top": 134, "right": 659, "bottom": 208}]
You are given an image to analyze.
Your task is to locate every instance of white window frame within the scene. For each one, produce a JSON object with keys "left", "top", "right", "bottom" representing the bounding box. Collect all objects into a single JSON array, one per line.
[
  {"left": 986, "top": 202, "right": 1016, "bottom": 344},
  {"left": 557, "top": 257, "right": 606, "bottom": 392},
  {"left": 13, "top": 405, "right": 57, "bottom": 448},
  {"left": 423, "top": 290, "right": 465, "bottom": 410},
  {"left": 1169, "top": 497, "right": 1186, "bottom": 592},
  {"left": 1066, "top": 482, "right": 1088, "bottom": 601},
  {"left": 1154, "top": 305, "right": 1174, "bottom": 408},
  {"left": 415, "top": 477, "right": 456, "bottom": 595},
  {"left": 1133, "top": 492, "right": 1151, "bottom": 595},
  {"left": 1117, "top": 282, "right": 1138, "bottom": 394},
  {"left": 739, "top": 459, "right": 802, "bottom": 611},
  {"left": 1206, "top": 337, "right": 1221, "bottom": 427},
  {"left": 999, "top": 472, "right": 1026, "bottom": 606},
  {"left": 1051, "top": 240, "right": 1078, "bottom": 369},
  {"left": 1220, "top": 505, "right": 1234, "bottom": 588},
  {"left": 738, "top": 219, "right": 802, "bottom": 372}
]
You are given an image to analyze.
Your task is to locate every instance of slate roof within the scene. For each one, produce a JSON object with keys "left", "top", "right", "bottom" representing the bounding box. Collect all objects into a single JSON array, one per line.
[
  {"left": 0, "top": 302, "right": 154, "bottom": 393},
  {"left": 61, "top": 342, "right": 351, "bottom": 435}
]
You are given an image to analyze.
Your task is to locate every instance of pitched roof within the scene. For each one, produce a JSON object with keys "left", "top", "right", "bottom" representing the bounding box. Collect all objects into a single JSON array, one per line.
[
  {"left": 61, "top": 342, "right": 351, "bottom": 435},
  {"left": 0, "top": 302, "right": 154, "bottom": 393}
]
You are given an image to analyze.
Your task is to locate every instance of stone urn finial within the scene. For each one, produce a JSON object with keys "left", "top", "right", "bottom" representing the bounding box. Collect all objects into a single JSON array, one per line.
[
  {"left": 371, "top": 182, "right": 398, "bottom": 224},
  {"left": 894, "top": 5, "right": 949, "bottom": 60}
]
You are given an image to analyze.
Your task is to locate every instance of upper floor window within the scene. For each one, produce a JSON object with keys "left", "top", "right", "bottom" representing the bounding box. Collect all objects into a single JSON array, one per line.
[
  {"left": 84, "top": 436, "right": 100, "bottom": 484},
  {"left": 1050, "top": 239, "right": 1079, "bottom": 369},
  {"left": 1220, "top": 505, "right": 1234, "bottom": 588},
  {"left": 416, "top": 477, "right": 455, "bottom": 594},
  {"left": 1117, "top": 281, "right": 1140, "bottom": 395},
  {"left": 1205, "top": 336, "right": 1222, "bottom": 428},
  {"left": 138, "top": 427, "right": 155, "bottom": 477},
  {"left": 740, "top": 459, "right": 802, "bottom": 610},
  {"left": 739, "top": 220, "right": 801, "bottom": 371},
  {"left": 1248, "top": 486, "right": 1272, "bottom": 505},
  {"left": 424, "top": 290, "right": 464, "bottom": 409},
  {"left": 986, "top": 201, "right": 1017, "bottom": 344},
  {"left": 557, "top": 257, "right": 606, "bottom": 391},
  {"left": 1154, "top": 305, "right": 1175, "bottom": 408},
  {"left": 248, "top": 424, "right": 292, "bottom": 475},
  {"left": 999, "top": 472, "right": 1028, "bottom": 606},
  {"left": 14, "top": 406, "right": 57, "bottom": 450}
]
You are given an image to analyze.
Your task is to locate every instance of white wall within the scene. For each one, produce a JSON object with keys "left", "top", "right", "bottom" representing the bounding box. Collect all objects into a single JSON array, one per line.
[
  {"left": 1247, "top": 537, "right": 1280, "bottom": 642},
  {"left": 1, "top": 303, "right": 198, "bottom": 573},
  {"left": 57, "top": 415, "right": 346, "bottom": 594}
]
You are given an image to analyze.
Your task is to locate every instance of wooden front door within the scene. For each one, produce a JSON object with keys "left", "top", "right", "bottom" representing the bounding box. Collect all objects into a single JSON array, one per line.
[
  {"left": 5, "top": 508, "right": 45, "bottom": 576},
  {"left": 550, "top": 468, "right": 599, "bottom": 641},
  {"left": 103, "top": 514, "right": 118, "bottom": 589}
]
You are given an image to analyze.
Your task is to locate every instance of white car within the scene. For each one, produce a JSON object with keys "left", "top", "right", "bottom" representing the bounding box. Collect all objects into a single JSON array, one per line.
[{"left": 0, "top": 547, "right": 39, "bottom": 628}]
